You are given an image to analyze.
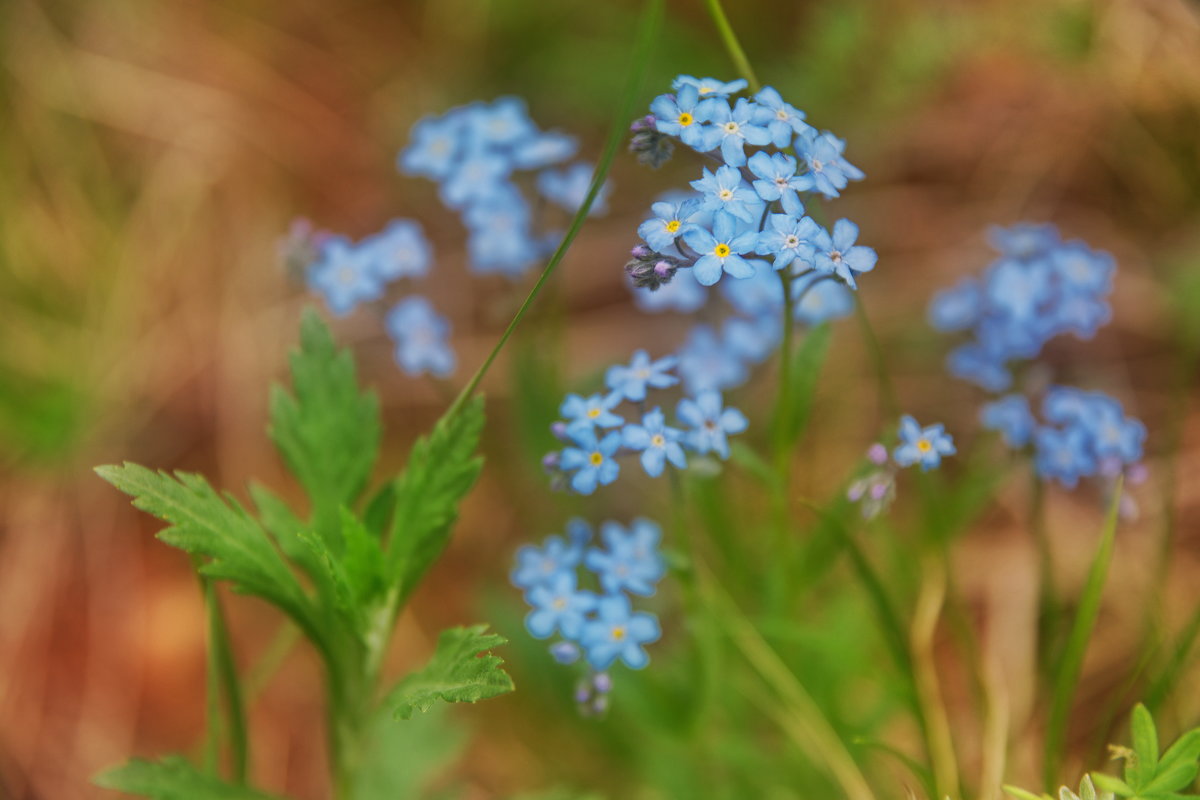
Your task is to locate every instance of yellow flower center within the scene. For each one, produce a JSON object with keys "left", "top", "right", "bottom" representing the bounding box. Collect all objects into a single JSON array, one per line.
[
  {"left": 714, "top": 243, "right": 731, "bottom": 258},
  {"left": 665, "top": 219, "right": 681, "bottom": 233},
  {"left": 718, "top": 189, "right": 733, "bottom": 201},
  {"left": 916, "top": 439, "right": 932, "bottom": 453},
  {"left": 553, "top": 597, "right": 567, "bottom": 610},
  {"left": 776, "top": 109, "right": 789, "bottom": 121},
  {"left": 699, "top": 86, "right": 716, "bottom": 95},
  {"left": 587, "top": 407, "right": 601, "bottom": 418},
  {"left": 589, "top": 451, "right": 604, "bottom": 466},
  {"left": 724, "top": 121, "right": 739, "bottom": 134},
  {"left": 651, "top": 434, "right": 666, "bottom": 447},
  {"left": 678, "top": 112, "right": 694, "bottom": 126},
  {"left": 611, "top": 625, "right": 627, "bottom": 641}
]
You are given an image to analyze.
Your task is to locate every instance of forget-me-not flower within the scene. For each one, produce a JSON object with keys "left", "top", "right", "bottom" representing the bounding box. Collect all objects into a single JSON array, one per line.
[
  {"left": 362, "top": 219, "right": 431, "bottom": 282},
  {"left": 683, "top": 210, "right": 761, "bottom": 286},
  {"left": 702, "top": 97, "right": 772, "bottom": 166},
  {"left": 981, "top": 394, "right": 1036, "bottom": 448},
  {"left": 524, "top": 570, "right": 598, "bottom": 640},
  {"left": 753, "top": 86, "right": 814, "bottom": 147},
  {"left": 794, "top": 130, "right": 864, "bottom": 198},
  {"left": 307, "top": 237, "right": 383, "bottom": 316},
  {"left": 928, "top": 279, "right": 982, "bottom": 332},
  {"left": 677, "top": 390, "right": 748, "bottom": 458},
  {"left": 585, "top": 519, "right": 666, "bottom": 597},
  {"left": 385, "top": 296, "right": 456, "bottom": 377},
  {"left": 560, "top": 427, "right": 622, "bottom": 494},
  {"left": 677, "top": 325, "right": 748, "bottom": 393},
  {"left": 511, "top": 532, "right": 585, "bottom": 592},
  {"left": 605, "top": 350, "right": 678, "bottom": 403},
  {"left": 672, "top": 75, "right": 748, "bottom": 98},
  {"left": 747, "top": 152, "right": 806, "bottom": 214},
  {"left": 651, "top": 84, "right": 721, "bottom": 152},
  {"left": 560, "top": 392, "right": 624, "bottom": 431},
  {"left": 538, "top": 162, "right": 609, "bottom": 216},
  {"left": 691, "top": 165, "right": 761, "bottom": 224},
  {"left": 811, "top": 219, "right": 877, "bottom": 289},
  {"left": 756, "top": 213, "right": 821, "bottom": 271},
  {"left": 580, "top": 594, "right": 661, "bottom": 670},
  {"left": 892, "top": 415, "right": 956, "bottom": 470},
  {"left": 638, "top": 198, "right": 701, "bottom": 252},
  {"left": 622, "top": 408, "right": 687, "bottom": 477}
]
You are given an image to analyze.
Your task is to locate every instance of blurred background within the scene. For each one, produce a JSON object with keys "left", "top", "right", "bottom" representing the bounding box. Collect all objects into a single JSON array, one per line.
[{"left": 1, "top": 0, "right": 1198, "bottom": 797}]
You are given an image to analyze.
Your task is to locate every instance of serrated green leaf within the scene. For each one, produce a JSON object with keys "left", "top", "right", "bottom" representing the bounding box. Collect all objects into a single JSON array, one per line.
[
  {"left": 268, "top": 309, "right": 380, "bottom": 541},
  {"left": 1131, "top": 703, "right": 1160, "bottom": 788},
  {"left": 362, "top": 480, "right": 396, "bottom": 539},
  {"left": 1089, "top": 773, "right": 1133, "bottom": 797},
  {"left": 779, "top": 322, "right": 832, "bottom": 446},
  {"left": 387, "top": 395, "right": 485, "bottom": 602},
  {"left": 94, "top": 756, "right": 284, "bottom": 799},
  {"left": 97, "top": 463, "right": 322, "bottom": 647},
  {"left": 1001, "top": 787, "right": 1050, "bottom": 800},
  {"left": 299, "top": 509, "right": 388, "bottom": 632},
  {"left": 248, "top": 482, "right": 325, "bottom": 584},
  {"left": 388, "top": 625, "right": 514, "bottom": 720}
]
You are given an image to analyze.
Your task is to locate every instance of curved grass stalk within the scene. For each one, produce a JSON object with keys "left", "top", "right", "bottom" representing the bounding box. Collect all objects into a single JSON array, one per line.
[{"left": 911, "top": 553, "right": 961, "bottom": 800}]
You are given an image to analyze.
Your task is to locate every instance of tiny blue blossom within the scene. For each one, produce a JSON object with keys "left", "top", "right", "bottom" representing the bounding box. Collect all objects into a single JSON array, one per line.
[
  {"left": 756, "top": 213, "right": 821, "bottom": 271},
  {"left": 538, "top": 162, "right": 610, "bottom": 216},
  {"left": 560, "top": 428, "right": 622, "bottom": 494},
  {"left": 677, "top": 390, "right": 748, "bottom": 458},
  {"left": 650, "top": 85, "right": 721, "bottom": 151},
  {"left": 1034, "top": 425, "right": 1095, "bottom": 488},
  {"left": 700, "top": 97, "right": 772, "bottom": 167},
  {"left": 981, "top": 394, "right": 1036, "bottom": 448},
  {"left": 524, "top": 571, "right": 598, "bottom": 640},
  {"left": 307, "top": 237, "right": 383, "bottom": 316},
  {"left": 580, "top": 594, "right": 661, "bottom": 670},
  {"left": 753, "top": 86, "right": 814, "bottom": 147},
  {"left": 988, "top": 223, "right": 1059, "bottom": 261},
  {"left": 560, "top": 392, "right": 624, "bottom": 431},
  {"left": 584, "top": 519, "right": 666, "bottom": 597},
  {"left": 723, "top": 316, "right": 781, "bottom": 363},
  {"left": 385, "top": 296, "right": 456, "bottom": 377},
  {"left": 398, "top": 113, "right": 465, "bottom": 179},
  {"left": 361, "top": 219, "right": 432, "bottom": 282},
  {"left": 928, "top": 279, "right": 982, "bottom": 332},
  {"left": 947, "top": 344, "right": 1012, "bottom": 392},
  {"left": 511, "top": 533, "right": 585, "bottom": 592},
  {"left": 793, "top": 273, "right": 854, "bottom": 326},
  {"left": 892, "top": 415, "right": 956, "bottom": 471},
  {"left": 605, "top": 350, "right": 679, "bottom": 402},
  {"left": 747, "top": 151, "right": 806, "bottom": 213},
  {"left": 439, "top": 150, "right": 510, "bottom": 209},
  {"left": 677, "top": 325, "right": 748, "bottom": 394},
  {"left": 637, "top": 198, "right": 701, "bottom": 252},
  {"left": 672, "top": 75, "right": 748, "bottom": 98},
  {"left": 794, "top": 130, "right": 864, "bottom": 198},
  {"left": 512, "top": 131, "right": 578, "bottom": 169},
  {"left": 691, "top": 165, "right": 761, "bottom": 224},
  {"left": 622, "top": 408, "right": 687, "bottom": 477},
  {"left": 811, "top": 219, "right": 877, "bottom": 289},
  {"left": 683, "top": 210, "right": 762, "bottom": 286}
]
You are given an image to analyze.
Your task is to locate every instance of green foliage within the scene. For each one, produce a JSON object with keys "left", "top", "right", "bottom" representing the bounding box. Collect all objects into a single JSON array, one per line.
[
  {"left": 269, "top": 308, "right": 380, "bottom": 540},
  {"left": 95, "top": 756, "right": 284, "bottom": 800},
  {"left": 1090, "top": 705, "right": 1200, "bottom": 798},
  {"left": 389, "top": 625, "right": 515, "bottom": 720},
  {"left": 95, "top": 463, "right": 323, "bottom": 646},
  {"left": 776, "top": 322, "right": 831, "bottom": 447},
  {"left": 387, "top": 394, "right": 486, "bottom": 604},
  {"left": 351, "top": 706, "right": 467, "bottom": 800}
]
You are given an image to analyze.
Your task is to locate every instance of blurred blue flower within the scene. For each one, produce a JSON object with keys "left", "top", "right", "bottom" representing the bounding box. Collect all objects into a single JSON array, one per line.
[
  {"left": 511, "top": 533, "right": 585, "bottom": 592},
  {"left": 605, "top": 350, "right": 678, "bottom": 402},
  {"left": 622, "top": 408, "right": 687, "bottom": 477},
  {"left": 560, "top": 428, "right": 622, "bottom": 494},
  {"left": 981, "top": 394, "right": 1036, "bottom": 448},
  {"left": 793, "top": 273, "right": 853, "bottom": 326},
  {"left": 631, "top": 266, "right": 708, "bottom": 313},
  {"left": 524, "top": 571, "right": 598, "bottom": 640},
  {"left": 585, "top": 519, "right": 666, "bottom": 597},
  {"left": 580, "top": 594, "right": 661, "bottom": 670},
  {"left": 988, "top": 223, "right": 1059, "bottom": 261},
  {"left": 677, "top": 325, "right": 748, "bottom": 394},
  {"left": 361, "top": 219, "right": 431, "bottom": 282},
  {"left": 538, "top": 162, "right": 609, "bottom": 215},
  {"left": 677, "top": 390, "right": 748, "bottom": 458},
  {"left": 672, "top": 75, "right": 748, "bottom": 98},
  {"left": 1034, "top": 425, "right": 1095, "bottom": 488},
  {"left": 385, "top": 296, "right": 456, "bottom": 377},
  {"left": 307, "top": 237, "right": 383, "bottom": 316},
  {"left": 723, "top": 316, "right": 781, "bottom": 364},
  {"left": 893, "top": 415, "right": 956, "bottom": 471},
  {"left": 928, "top": 279, "right": 982, "bottom": 332}
]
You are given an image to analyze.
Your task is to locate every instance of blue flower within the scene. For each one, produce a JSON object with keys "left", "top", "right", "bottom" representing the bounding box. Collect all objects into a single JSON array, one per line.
[
  {"left": 753, "top": 86, "right": 813, "bottom": 147},
  {"left": 398, "top": 113, "right": 465, "bottom": 179},
  {"left": 723, "top": 316, "right": 781, "bottom": 363},
  {"left": 537, "top": 162, "right": 610, "bottom": 216},
  {"left": 512, "top": 131, "right": 578, "bottom": 169},
  {"left": 307, "top": 237, "right": 383, "bottom": 316},
  {"left": 988, "top": 223, "right": 1059, "bottom": 261},
  {"left": 560, "top": 392, "right": 624, "bottom": 431},
  {"left": 981, "top": 394, "right": 1036, "bottom": 448},
  {"left": 947, "top": 344, "right": 1012, "bottom": 392},
  {"left": 928, "top": 279, "right": 982, "bottom": 332},
  {"left": 622, "top": 408, "right": 687, "bottom": 477},
  {"left": 585, "top": 519, "right": 666, "bottom": 596},
  {"left": 677, "top": 390, "right": 748, "bottom": 458},
  {"left": 467, "top": 96, "right": 537, "bottom": 147},
  {"left": 700, "top": 97, "right": 772, "bottom": 167},
  {"left": 892, "top": 415, "right": 956, "bottom": 471},
  {"left": 651, "top": 85, "right": 721, "bottom": 151},
  {"left": 580, "top": 594, "right": 661, "bottom": 670},
  {"left": 811, "top": 219, "right": 877, "bottom": 289},
  {"left": 793, "top": 273, "right": 853, "bottom": 326},
  {"left": 361, "top": 219, "right": 431, "bottom": 282},
  {"left": 747, "top": 152, "right": 806, "bottom": 213},
  {"left": 560, "top": 427, "right": 622, "bottom": 494},
  {"left": 722, "top": 259, "right": 784, "bottom": 317},
  {"left": 691, "top": 165, "right": 761, "bottom": 224},
  {"left": 524, "top": 571, "right": 598, "bottom": 640},
  {"left": 606, "top": 350, "right": 678, "bottom": 402},
  {"left": 440, "top": 150, "right": 510, "bottom": 208},
  {"left": 677, "top": 325, "right": 748, "bottom": 394},
  {"left": 638, "top": 198, "right": 701, "bottom": 252},
  {"left": 1052, "top": 242, "right": 1114, "bottom": 294},
  {"left": 1034, "top": 425, "right": 1095, "bottom": 488},
  {"left": 511, "top": 532, "right": 585, "bottom": 592},
  {"left": 385, "top": 296, "right": 456, "bottom": 377},
  {"left": 631, "top": 267, "right": 708, "bottom": 313},
  {"left": 756, "top": 213, "right": 821, "bottom": 271},
  {"left": 682, "top": 210, "right": 762, "bottom": 286},
  {"left": 672, "top": 75, "right": 748, "bottom": 98},
  {"left": 985, "top": 258, "right": 1051, "bottom": 322},
  {"left": 794, "top": 130, "right": 864, "bottom": 198}
]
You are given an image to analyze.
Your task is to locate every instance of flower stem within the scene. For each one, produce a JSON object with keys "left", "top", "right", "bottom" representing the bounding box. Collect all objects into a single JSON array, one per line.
[{"left": 702, "top": 0, "right": 761, "bottom": 92}]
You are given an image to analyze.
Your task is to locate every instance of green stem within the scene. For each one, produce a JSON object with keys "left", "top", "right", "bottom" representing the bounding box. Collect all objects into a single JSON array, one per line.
[
  {"left": 444, "top": 0, "right": 665, "bottom": 423},
  {"left": 1043, "top": 478, "right": 1123, "bottom": 790},
  {"left": 766, "top": 269, "right": 797, "bottom": 612},
  {"left": 911, "top": 553, "right": 961, "bottom": 800},
  {"left": 196, "top": 571, "right": 248, "bottom": 784},
  {"left": 853, "top": 294, "right": 900, "bottom": 421},
  {"left": 702, "top": 0, "right": 761, "bottom": 92}
]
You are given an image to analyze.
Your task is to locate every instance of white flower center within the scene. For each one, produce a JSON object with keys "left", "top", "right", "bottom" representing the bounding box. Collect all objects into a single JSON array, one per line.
[{"left": 724, "top": 121, "right": 739, "bottom": 134}]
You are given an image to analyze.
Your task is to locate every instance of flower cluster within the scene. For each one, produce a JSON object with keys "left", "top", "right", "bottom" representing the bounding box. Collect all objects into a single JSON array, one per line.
[
  {"left": 511, "top": 518, "right": 665, "bottom": 713},
  {"left": 626, "top": 75, "right": 874, "bottom": 295},
  {"left": 848, "top": 417, "right": 956, "bottom": 518},
  {"left": 983, "top": 387, "right": 1146, "bottom": 490},
  {"left": 544, "top": 350, "right": 748, "bottom": 494},
  {"left": 929, "top": 223, "right": 1115, "bottom": 391},
  {"left": 399, "top": 97, "right": 608, "bottom": 278}
]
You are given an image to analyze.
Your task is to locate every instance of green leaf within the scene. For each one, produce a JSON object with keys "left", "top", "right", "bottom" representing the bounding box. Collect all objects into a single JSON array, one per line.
[
  {"left": 388, "top": 625, "right": 514, "bottom": 720},
  {"left": 268, "top": 309, "right": 380, "bottom": 539},
  {"left": 1002, "top": 787, "right": 1051, "bottom": 800},
  {"left": 1144, "top": 761, "right": 1199, "bottom": 795},
  {"left": 387, "top": 395, "right": 485, "bottom": 602},
  {"left": 1130, "top": 703, "right": 1160, "bottom": 788},
  {"left": 248, "top": 482, "right": 324, "bottom": 583},
  {"left": 779, "top": 322, "right": 832, "bottom": 446},
  {"left": 1089, "top": 773, "right": 1133, "bottom": 797},
  {"left": 97, "top": 463, "right": 321, "bottom": 646},
  {"left": 302, "top": 510, "right": 389, "bottom": 633},
  {"left": 351, "top": 705, "right": 466, "bottom": 800},
  {"left": 95, "top": 756, "right": 284, "bottom": 799}
]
